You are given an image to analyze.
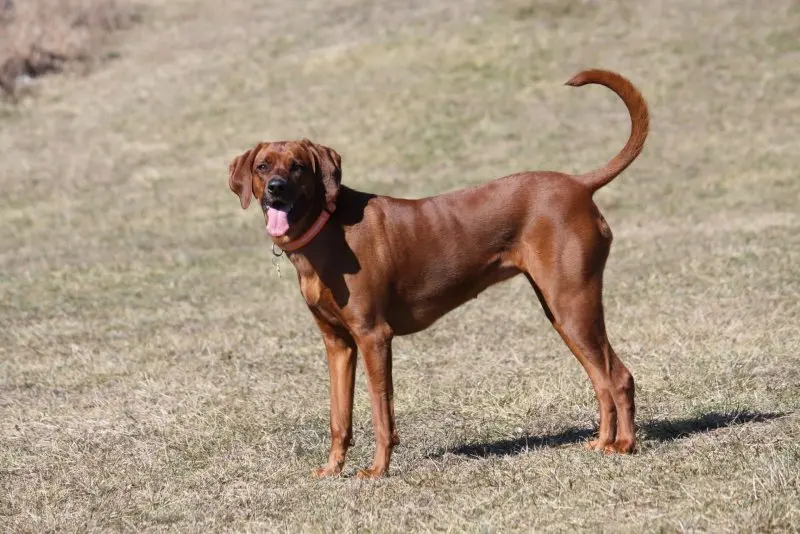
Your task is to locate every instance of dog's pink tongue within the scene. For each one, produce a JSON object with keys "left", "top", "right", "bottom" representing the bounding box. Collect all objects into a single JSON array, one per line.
[{"left": 266, "top": 208, "right": 290, "bottom": 237}]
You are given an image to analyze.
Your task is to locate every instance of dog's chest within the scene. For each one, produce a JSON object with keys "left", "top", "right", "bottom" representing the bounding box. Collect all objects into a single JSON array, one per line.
[
  {"left": 299, "top": 274, "right": 324, "bottom": 307},
  {"left": 290, "top": 255, "right": 323, "bottom": 304},
  {"left": 290, "top": 254, "right": 347, "bottom": 326},
  {"left": 299, "top": 274, "right": 344, "bottom": 325}
]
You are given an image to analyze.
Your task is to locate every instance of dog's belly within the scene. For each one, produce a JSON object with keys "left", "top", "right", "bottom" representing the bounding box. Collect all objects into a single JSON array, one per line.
[{"left": 386, "top": 262, "right": 520, "bottom": 336}]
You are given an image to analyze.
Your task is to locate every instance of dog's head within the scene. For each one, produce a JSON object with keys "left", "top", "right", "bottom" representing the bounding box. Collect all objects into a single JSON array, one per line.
[{"left": 228, "top": 139, "right": 341, "bottom": 237}]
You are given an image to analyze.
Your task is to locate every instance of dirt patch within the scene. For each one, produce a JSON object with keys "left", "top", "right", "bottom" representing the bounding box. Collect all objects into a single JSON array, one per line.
[{"left": 0, "top": 0, "right": 140, "bottom": 100}]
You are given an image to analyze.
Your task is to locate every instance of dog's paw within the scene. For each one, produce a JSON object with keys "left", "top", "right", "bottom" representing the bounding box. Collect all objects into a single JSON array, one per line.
[
  {"left": 311, "top": 465, "right": 342, "bottom": 478},
  {"left": 355, "top": 466, "right": 387, "bottom": 479},
  {"left": 602, "top": 440, "right": 636, "bottom": 454},
  {"left": 585, "top": 439, "right": 612, "bottom": 451}
]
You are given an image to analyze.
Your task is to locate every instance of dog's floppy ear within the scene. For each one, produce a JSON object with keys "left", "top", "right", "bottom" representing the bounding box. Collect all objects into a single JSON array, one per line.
[
  {"left": 303, "top": 139, "right": 342, "bottom": 207},
  {"left": 228, "top": 143, "right": 264, "bottom": 209}
]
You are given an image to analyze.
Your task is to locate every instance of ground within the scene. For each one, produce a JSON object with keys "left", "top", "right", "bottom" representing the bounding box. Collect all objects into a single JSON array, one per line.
[{"left": 1, "top": 0, "right": 799, "bottom": 532}]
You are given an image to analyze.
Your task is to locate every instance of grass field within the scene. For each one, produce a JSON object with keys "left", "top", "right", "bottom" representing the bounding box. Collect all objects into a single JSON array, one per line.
[
  {"left": 0, "top": 0, "right": 140, "bottom": 98},
  {"left": 2, "top": 0, "right": 799, "bottom": 531}
]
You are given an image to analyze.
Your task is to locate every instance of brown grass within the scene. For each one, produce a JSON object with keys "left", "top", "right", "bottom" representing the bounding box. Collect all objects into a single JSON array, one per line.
[
  {"left": 1, "top": 0, "right": 799, "bottom": 532},
  {"left": 0, "top": 0, "right": 139, "bottom": 98}
]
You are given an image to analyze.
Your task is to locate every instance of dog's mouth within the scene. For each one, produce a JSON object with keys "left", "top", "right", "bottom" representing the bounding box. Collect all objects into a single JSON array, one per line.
[
  {"left": 263, "top": 192, "right": 312, "bottom": 237},
  {"left": 267, "top": 199, "right": 292, "bottom": 212},
  {"left": 264, "top": 201, "right": 293, "bottom": 237}
]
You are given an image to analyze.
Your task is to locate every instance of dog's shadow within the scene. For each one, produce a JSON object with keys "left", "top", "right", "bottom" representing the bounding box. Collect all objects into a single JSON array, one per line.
[{"left": 428, "top": 411, "right": 788, "bottom": 459}]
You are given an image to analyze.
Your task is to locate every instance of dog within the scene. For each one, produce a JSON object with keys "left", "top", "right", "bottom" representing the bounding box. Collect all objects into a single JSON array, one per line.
[{"left": 228, "top": 69, "right": 649, "bottom": 478}]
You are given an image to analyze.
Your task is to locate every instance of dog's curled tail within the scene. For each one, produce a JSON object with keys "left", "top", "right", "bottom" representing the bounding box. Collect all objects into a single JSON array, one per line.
[{"left": 566, "top": 69, "right": 649, "bottom": 193}]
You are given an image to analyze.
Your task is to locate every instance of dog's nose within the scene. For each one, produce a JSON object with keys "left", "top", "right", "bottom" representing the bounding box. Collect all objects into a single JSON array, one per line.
[{"left": 267, "top": 177, "right": 288, "bottom": 196}]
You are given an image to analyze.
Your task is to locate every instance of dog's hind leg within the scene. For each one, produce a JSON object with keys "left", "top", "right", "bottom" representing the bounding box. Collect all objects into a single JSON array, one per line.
[{"left": 522, "top": 223, "right": 635, "bottom": 452}]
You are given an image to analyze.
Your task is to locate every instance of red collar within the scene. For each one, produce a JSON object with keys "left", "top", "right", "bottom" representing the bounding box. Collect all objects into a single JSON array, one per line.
[{"left": 276, "top": 202, "right": 336, "bottom": 252}]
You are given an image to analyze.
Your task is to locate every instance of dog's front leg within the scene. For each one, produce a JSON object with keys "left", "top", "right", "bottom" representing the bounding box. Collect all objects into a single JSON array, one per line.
[
  {"left": 354, "top": 326, "right": 398, "bottom": 478},
  {"left": 312, "top": 323, "right": 357, "bottom": 478}
]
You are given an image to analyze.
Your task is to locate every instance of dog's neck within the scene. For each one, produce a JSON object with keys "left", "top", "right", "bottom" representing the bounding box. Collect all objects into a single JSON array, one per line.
[
  {"left": 284, "top": 187, "right": 368, "bottom": 285},
  {"left": 275, "top": 204, "right": 335, "bottom": 253},
  {"left": 270, "top": 190, "right": 331, "bottom": 252}
]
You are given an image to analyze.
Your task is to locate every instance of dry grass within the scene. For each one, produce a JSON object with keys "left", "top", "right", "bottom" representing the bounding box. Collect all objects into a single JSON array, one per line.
[
  {"left": 2, "top": 0, "right": 799, "bottom": 532},
  {"left": 0, "top": 0, "right": 140, "bottom": 98}
]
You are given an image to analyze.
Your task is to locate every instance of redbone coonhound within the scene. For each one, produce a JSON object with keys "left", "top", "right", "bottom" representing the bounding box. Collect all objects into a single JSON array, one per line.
[{"left": 228, "top": 69, "right": 649, "bottom": 478}]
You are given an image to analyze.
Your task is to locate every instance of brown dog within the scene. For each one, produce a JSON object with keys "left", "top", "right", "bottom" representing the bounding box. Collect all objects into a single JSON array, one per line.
[{"left": 228, "top": 69, "right": 648, "bottom": 478}]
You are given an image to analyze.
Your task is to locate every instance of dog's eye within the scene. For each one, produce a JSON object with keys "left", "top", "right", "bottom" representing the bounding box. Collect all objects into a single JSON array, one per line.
[
  {"left": 256, "top": 163, "right": 269, "bottom": 172},
  {"left": 291, "top": 161, "right": 305, "bottom": 173}
]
